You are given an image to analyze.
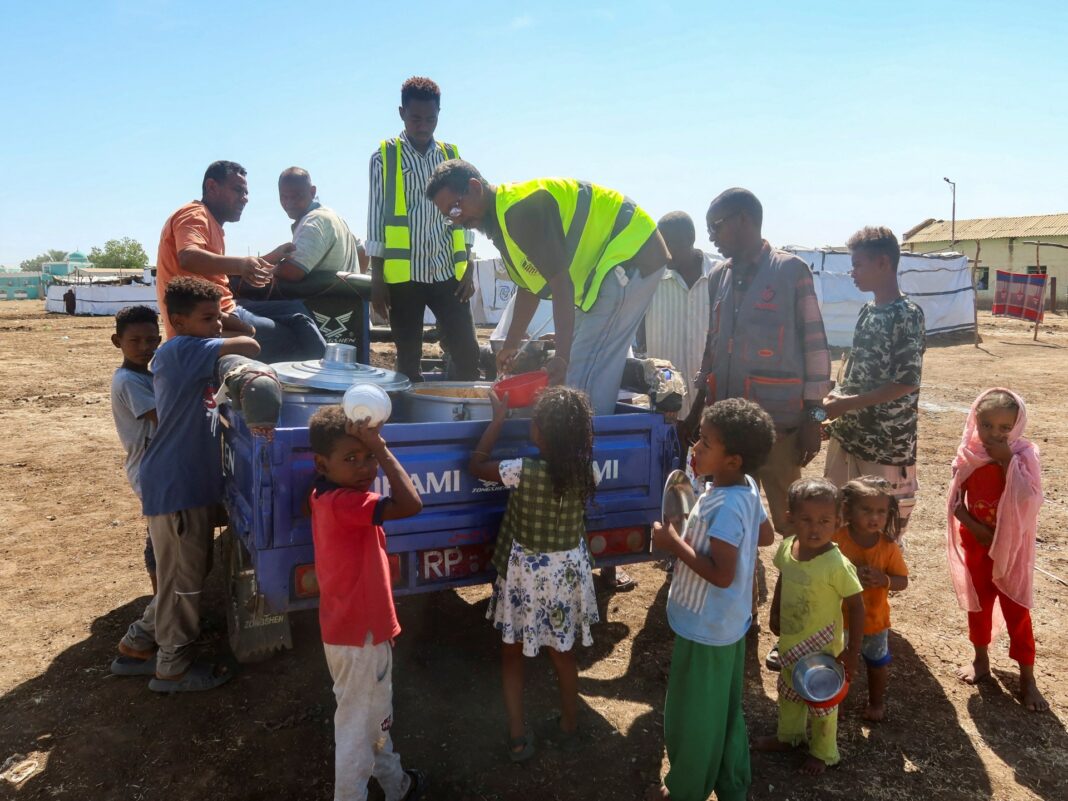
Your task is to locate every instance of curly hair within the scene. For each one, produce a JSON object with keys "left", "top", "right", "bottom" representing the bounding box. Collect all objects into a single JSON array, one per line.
[
  {"left": 308, "top": 405, "right": 350, "bottom": 457},
  {"left": 164, "top": 276, "right": 224, "bottom": 318},
  {"left": 401, "top": 76, "right": 441, "bottom": 106},
  {"left": 787, "top": 477, "right": 840, "bottom": 513},
  {"left": 847, "top": 225, "right": 900, "bottom": 271},
  {"left": 701, "top": 398, "right": 776, "bottom": 474},
  {"left": 840, "top": 476, "right": 901, "bottom": 542},
  {"left": 532, "top": 386, "right": 596, "bottom": 505},
  {"left": 425, "top": 158, "right": 487, "bottom": 201},
  {"left": 114, "top": 305, "right": 158, "bottom": 336}
]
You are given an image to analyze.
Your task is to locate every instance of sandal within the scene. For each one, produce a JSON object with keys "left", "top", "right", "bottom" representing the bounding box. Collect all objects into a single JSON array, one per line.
[
  {"left": 507, "top": 731, "right": 535, "bottom": 763},
  {"left": 148, "top": 660, "right": 234, "bottom": 693},
  {"left": 602, "top": 567, "right": 636, "bottom": 592},
  {"left": 537, "top": 715, "right": 585, "bottom": 752},
  {"left": 110, "top": 654, "right": 157, "bottom": 676},
  {"left": 401, "top": 768, "right": 426, "bottom": 801},
  {"left": 764, "top": 644, "right": 782, "bottom": 672}
]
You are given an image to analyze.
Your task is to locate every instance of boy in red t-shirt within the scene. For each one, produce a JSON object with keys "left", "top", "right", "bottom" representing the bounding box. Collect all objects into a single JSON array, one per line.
[{"left": 308, "top": 406, "right": 425, "bottom": 801}]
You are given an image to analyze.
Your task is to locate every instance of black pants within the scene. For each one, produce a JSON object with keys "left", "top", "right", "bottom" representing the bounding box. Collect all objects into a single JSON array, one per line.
[{"left": 388, "top": 277, "right": 480, "bottom": 381}]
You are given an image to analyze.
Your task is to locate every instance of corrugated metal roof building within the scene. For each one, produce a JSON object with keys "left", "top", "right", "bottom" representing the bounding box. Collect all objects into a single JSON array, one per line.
[{"left": 902, "top": 213, "right": 1068, "bottom": 306}]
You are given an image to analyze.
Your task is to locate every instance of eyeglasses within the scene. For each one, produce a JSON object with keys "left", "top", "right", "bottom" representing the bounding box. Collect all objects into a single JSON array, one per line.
[
  {"left": 442, "top": 195, "right": 464, "bottom": 225},
  {"left": 707, "top": 213, "right": 737, "bottom": 236}
]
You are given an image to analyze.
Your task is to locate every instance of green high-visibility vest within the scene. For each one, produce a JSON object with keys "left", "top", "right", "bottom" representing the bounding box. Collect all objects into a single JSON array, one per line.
[
  {"left": 495, "top": 178, "right": 656, "bottom": 311},
  {"left": 381, "top": 138, "right": 468, "bottom": 284}
]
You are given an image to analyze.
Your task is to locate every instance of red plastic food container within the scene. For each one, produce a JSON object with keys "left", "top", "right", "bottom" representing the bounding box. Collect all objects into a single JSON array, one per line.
[{"left": 493, "top": 371, "right": 549, "bottom": 408}]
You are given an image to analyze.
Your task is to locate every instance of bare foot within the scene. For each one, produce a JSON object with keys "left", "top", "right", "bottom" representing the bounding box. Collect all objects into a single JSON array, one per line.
[
  {"left": 799, "top": 755, "right": 827, "bottom": 775},
  {"left": 863, "top": 703, "right": 886, "bottom": 722},
  {"left": 751, "top": 735, "right": 794, "bottom": 752},
  {"left": 957, "top": 655, "right": 990, "bottom": 685},
  {"left": 1021, "top": 677, "right": 1049, "bottom": 712}
]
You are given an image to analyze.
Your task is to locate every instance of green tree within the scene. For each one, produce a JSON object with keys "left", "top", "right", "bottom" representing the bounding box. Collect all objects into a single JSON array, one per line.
[
  {"left": 19, "top": 249, "right": 69, "bottom": 272},
  {"left": 88, "top": 238, "right": 150, "bottom": 271}
]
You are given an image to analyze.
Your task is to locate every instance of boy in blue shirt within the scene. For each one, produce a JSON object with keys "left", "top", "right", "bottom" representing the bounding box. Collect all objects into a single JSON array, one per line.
[
  {"left": 651, "top": 398, "right": 777, "bottom": 801},
  {"left": 112, "top": 277, "right": 260, "bottom": 692}
]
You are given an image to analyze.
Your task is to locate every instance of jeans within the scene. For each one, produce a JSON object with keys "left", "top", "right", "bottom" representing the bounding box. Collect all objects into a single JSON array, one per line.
[
  {"left": 567, "top": 265, "right": 664, "bottom": 415},
  {"left": 387, "top": 277, "right": 480, "bottom": 381},
  {"left": 233, "top": 299, "right": 326, "bottom": 364}
]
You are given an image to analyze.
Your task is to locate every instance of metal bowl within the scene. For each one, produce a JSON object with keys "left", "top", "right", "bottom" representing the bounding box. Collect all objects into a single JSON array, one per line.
[
  {"left": 791, "top": 653, "right": 847, "bottom": 705},
  {"left": 661, "top": 469, "right": 697, "bottom": 528}
]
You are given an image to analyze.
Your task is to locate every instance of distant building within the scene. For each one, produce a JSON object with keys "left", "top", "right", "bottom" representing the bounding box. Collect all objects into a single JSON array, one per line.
[
  {"left": 41, "top": 250, "right": 92, "bottom": 277},
  {"left": 903, "top": 214, "right": 1068, "bottom": 306},
  {"left": 0, "top": 273, "right": 41, "bottom": 300}
]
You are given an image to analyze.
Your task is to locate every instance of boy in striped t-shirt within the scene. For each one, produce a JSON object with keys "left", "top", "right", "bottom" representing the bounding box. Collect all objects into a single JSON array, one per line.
[{"left": 650, "top": 398, "right": 777, "bottom": 801}]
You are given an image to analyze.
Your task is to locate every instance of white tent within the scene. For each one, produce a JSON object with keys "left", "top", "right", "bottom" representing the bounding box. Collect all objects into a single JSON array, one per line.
[
  {"left": 45, "top": 283, "right": 158, "bottom": 316},
  {"left": 787, "top": 248, "right": 975, "bottom": 346},
  {"left": 419, "top": 257, "right": 553, "bottom": 334}
]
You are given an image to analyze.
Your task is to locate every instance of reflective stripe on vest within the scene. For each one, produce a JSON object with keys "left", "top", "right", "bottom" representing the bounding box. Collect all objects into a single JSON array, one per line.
[
  {"left": 494, "top": 178, "right": 656, "bottom": 311},
  {"left": 381, "top": 139, "right": 469, "bottom": 284}
]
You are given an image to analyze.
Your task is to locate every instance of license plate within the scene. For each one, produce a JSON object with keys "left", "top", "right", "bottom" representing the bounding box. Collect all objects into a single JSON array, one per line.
[{"left": 417, "top": 542, "right": 495, "bottom": 582}]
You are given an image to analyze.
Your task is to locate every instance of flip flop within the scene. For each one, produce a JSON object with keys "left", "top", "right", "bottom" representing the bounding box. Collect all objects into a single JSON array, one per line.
[
  {"left": 110, "top": 654, "right": 157, "bottom": 676},
  {"left": 602, "top": 568, "right": 636, "bottom": 592},
  {"left": 148, "top": 660, "right": 234, "bottom": 693}
]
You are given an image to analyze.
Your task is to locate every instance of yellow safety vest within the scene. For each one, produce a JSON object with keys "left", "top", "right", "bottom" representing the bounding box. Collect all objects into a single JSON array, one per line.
[
  {"left": 381, "top": 138, "right": 468, "bottom": 284},
  {"left": 495, "top": 178, "right": 656, "bottom": 311}
]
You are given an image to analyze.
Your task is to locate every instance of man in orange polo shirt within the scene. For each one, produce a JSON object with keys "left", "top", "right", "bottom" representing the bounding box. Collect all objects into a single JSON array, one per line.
[{"left": 156, "top": 160, "right": 326, "bottom": 362}]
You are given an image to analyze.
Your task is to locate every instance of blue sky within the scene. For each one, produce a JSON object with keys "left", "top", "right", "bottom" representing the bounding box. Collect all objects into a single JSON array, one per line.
[{"left": 1, "top": 0, "right": 1065, "bottom": 267}]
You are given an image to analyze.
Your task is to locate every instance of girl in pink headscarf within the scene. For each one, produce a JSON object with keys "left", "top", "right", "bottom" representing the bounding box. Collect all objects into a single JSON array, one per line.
[{"left": 947, "top": 388, "right": 1047, "bottom": 712}]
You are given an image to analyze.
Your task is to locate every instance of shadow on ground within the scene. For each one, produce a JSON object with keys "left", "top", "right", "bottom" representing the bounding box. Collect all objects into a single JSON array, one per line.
[{"left": 967, "top": 669, "right": 1068, "bottom": 801}]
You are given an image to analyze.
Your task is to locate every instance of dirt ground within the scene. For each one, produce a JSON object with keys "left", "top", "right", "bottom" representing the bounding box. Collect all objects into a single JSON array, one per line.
[{"left": 1, "top": 301, "right": 1066, "bottom": 801}]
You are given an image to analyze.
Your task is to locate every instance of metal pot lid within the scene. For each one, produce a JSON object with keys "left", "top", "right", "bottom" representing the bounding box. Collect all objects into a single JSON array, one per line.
[{"left": 272, "top": 343, "right": 411, "bottom": 393}]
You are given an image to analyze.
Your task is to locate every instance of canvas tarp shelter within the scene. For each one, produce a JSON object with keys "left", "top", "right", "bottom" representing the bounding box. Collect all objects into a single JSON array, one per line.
[
  {"left": 45, "top": 283, "right": 158, "bottom": 316},
  {"left": 410, "top": 258, "right": 554, "bottom": 335},
  {"left": 787, "top": 248, "right": 976, "bottom": 347}
]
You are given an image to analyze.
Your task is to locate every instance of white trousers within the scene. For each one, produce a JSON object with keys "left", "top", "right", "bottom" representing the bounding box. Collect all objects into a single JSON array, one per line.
[{"left": 324, "top": 636, "right": 410, "bottom": 801}]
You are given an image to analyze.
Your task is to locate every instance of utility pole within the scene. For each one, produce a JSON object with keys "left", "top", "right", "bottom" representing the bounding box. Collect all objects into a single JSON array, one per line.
[{"left": 943, "top": 177, "right": 956, "bottom": 244}]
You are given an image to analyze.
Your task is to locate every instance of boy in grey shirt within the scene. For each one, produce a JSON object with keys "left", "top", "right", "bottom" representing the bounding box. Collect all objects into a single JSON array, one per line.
[{"left": 109, "top": 306, "right": 161, "bottom": 599}]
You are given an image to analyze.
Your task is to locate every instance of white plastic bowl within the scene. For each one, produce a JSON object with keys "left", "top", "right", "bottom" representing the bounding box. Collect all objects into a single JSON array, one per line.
[{"left": 342, "top": 383, "right": 392, "bottom": 426}]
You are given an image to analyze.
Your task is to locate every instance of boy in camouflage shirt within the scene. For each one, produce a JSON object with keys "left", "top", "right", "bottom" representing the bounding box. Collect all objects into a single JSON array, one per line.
[{"left": 821, "top": 227, "right": 925, "bottom": 531}]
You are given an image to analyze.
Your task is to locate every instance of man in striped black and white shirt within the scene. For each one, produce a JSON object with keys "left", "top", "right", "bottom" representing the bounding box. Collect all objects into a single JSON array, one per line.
[
  {"left": 366, "top": 76, "right": 480, "bottom": 381},
  {"left": 642, "top": 211, "right": 716, "bottom": 417}
]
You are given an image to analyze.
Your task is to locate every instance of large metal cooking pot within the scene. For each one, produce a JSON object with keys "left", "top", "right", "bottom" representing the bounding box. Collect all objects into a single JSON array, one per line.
[
  {"left": 272, "top": 343, "right": 410, "bottom": 393},
  {"left": 271, "top": 343, "right": 412, "bottom": 426},
  {"left": 400, "top": 382, "right": 496, "bottom": 422}
]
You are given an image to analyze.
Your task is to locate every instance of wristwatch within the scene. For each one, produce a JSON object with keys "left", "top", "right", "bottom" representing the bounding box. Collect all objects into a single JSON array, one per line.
[{"left": 806, "top": 405, "right": 828, "bottom": 423}]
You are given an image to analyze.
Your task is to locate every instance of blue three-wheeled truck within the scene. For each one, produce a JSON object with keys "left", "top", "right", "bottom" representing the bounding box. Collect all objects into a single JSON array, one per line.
[{"left": 218, "top": 289, "right": 680, "bottom": 661}]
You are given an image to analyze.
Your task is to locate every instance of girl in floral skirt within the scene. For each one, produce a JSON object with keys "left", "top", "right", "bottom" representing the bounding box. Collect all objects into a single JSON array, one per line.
[{"left": 470, "top": 385, "right": 599, "bottom": 762}]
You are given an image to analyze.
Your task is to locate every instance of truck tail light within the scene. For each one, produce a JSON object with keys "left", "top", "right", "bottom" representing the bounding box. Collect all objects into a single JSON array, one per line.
[
  {"left": 587, "top": 526, "right": 648, "bottom": 558},
  {"left": 294, "top": 564, "right": 319, "bottom": 598},
  {"left": 293, "top": 555, "right": 401, "bottom": 599}
]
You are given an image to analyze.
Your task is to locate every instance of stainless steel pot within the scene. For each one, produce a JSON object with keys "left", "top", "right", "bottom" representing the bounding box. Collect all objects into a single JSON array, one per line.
[{"left": 399, "top": 382, "right": 496, "bottom": 422}]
